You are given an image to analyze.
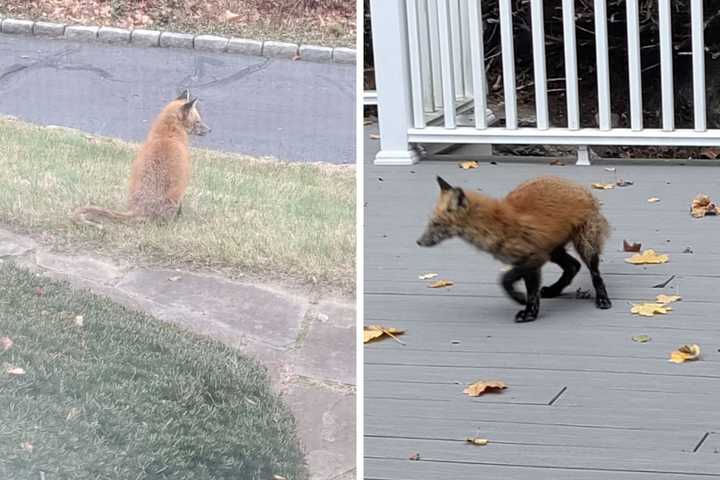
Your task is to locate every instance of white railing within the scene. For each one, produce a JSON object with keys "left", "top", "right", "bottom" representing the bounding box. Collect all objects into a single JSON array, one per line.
[{"left": 369, "top": 0, "right": 720, "bottom": 165}]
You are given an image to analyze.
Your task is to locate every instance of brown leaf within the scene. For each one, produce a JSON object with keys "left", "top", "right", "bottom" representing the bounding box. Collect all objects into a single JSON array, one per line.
[
  {"left": 0, "top": 336, "right": 13, "bottom": 351},
  {"left": 428, "top": 280, "right": 454, "bottom": 288},
  {"left": 549, "top": 159, "right": 565, "bottom": 166},
  {"left": 459, "top": 161, "right": 479, "bottom": 170},
  {"left": 623, "top": 240, "right": 641, "bottom": 252},
  {"left": 464, "top": 380, "right": 507, "bottom": 397},
  {"left": 701, "top": 147, "right": 719, "bottom": 159},
  {"left": 364, "top": 325, "right": 405, "bottom": 344},
  {"left": 691, "top": 194, "right": 718, "bottom": 218},
  {"left": 669, "top": 344, "right": 701, "bottom": 363}
]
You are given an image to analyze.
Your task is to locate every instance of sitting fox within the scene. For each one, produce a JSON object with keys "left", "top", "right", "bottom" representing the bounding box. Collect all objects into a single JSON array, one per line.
[
  {"left": 73, "top": 90, "right": 210, "bottom": 226},
  {"left": 417, "top": 176, "right": 612, "bottom": 322}
]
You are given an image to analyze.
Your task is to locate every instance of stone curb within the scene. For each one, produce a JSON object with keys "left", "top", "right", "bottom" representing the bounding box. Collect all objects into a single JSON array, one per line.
[{"left": 0, "top": 17, "right": 356, "bottom": 65}]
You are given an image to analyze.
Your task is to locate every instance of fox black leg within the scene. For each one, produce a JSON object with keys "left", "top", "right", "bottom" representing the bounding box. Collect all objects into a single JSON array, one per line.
[
  {"left": 515, "top": 268, "right": 541, "bottom": 323},
  {"left": 501, "top": 267, "right": 527, "bottom": 305},
  {"left": 587, "top": 254, "right": 612, "bottom": 309},
  {"left": 541, "top": 247, "right": 581, "bottom": 298}
]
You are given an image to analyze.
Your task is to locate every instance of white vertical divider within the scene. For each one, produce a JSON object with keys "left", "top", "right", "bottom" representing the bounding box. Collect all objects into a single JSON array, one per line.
[
  {"left": 417, "top": 0, "right": 435, "bottom": 113},
  {"left": 530, "top": 0, "right": 548, "bottom": 130},
  {"left": 498, "top": 0, "right": 518, "bottom": 129},
  {"left": 427, "top": 0, "right": 443, "bottom": 110},
  {"left": 658, "top": 0, "right": 674, "bottom": 131},
  {"left": 691, "top": 0, "right": 706, "bottom": 131},
  {"left": 437, "top": 0, "right": 457, "bottom": 128},
  {"left": 460, "top": 0, "right": 473, "bottom": 98},
  {"left": 448, "top": 0, "right": 464, "bottom": 98},
  {"left": 562, "top": 0, "right": 580, "bottom": 130},
  {"left": 593, "top": 0, "right": 611, "bottom": 130},
  {"left": 626, "top": 0, "right": 643, "bottom": 131},
  {"left": 468, "top": 0, "right": 488, "bottom": 129},
  {"left": 405, "top": 0, "right": 426, "bottom": 128}
]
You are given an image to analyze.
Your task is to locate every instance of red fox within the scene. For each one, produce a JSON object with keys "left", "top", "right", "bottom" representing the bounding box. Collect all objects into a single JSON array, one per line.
[
  {"left": 417, "top": 176, "right": 612, "bottom": 322},
  {"left": 72, "top": 90, "right": 210, "bottom": 226}
]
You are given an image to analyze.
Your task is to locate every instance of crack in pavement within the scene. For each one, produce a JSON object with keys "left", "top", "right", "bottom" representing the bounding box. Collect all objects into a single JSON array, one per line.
[{"left": 179, "top": 56, "right": 273, "bottom": 90}]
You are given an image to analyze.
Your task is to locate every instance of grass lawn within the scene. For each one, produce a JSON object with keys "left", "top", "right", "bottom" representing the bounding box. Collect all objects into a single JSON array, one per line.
[
  {"left": 0, "top": 262, "right": 307, "bottom": 479},
  {"left": 0, "top": 118, "right": 355, "bottom": 293},
  {"left": 0, "top": 0, "right": 355, "bottom": 47}
]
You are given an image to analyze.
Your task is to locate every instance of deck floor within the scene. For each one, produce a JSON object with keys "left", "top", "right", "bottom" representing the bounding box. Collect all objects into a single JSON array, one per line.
[{"left": 364, "top": 132, "right": 720, "bottom": 479}]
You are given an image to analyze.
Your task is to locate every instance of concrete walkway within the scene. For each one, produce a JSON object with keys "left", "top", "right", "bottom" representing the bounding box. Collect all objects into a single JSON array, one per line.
[
  {"left": 0, "top": 228, "right": 355, "bottom": 480},
  {"left": 0, "top": 34, "right": 355, "bottom": 164}
]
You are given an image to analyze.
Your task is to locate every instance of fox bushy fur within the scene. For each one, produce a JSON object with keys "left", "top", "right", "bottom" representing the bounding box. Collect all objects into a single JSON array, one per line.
[
  {"left": 72, "top": 90, "right": 210, "bottom": 227},
  {"left": 417, "top": 176, "right": 612, "bottom": 322}
]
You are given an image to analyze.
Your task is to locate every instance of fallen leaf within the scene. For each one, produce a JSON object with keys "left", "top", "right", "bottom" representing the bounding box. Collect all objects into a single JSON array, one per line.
[
  {"left": 409, "top": 452, "right": 421, "bottom": 461},
  {"left": 0, "top": 336, "right": 12, "bottom": 351},
  {"left": 74, "top": 315, "right": 84, "bottom": 327},
  {"left": 683, "top": 246, "right": 693, "bottom": 254},
  {"left": 66, "top": 407, "right": 81, "bottom": 420},
  {"left": 465, "top": 437, "right": 489, "bottom": 446},
  {"left": 429, "top": 280, "right": 454, "bottom": 288},
  {"left": 701, "top": 147, "right": 719, "bottom": 159},
  {"left": 292, "top": 53, "right": 301, "bottom": 61},
  {"left": 625, "top": 249, "right": 669, "bottom": 265},
  {"left": 604, "top": 167, "right": 617, "bottom": 172},
  {"left": 549, "top": 159, "right": 565, "bottom": 166},
  {"left": 418, "top": 272, "right": 439, "bottom": 280},
  {"left": 459, "top": 161, "right": 479, "bottom": 170},
  {"left": 464, "top": 380, "right": 507, "bottom": 397},
  {"left": 363, "top": 325, "right": 405, "bottom": 344},
  {"left": 20, "top": 441, "right": 32, "bottom": 452},
  {"left": 623, "top": 240, "right": 642, "bottom": 252},
  {"left": 6, "top": 365, "right": 26, "bottom": 375},
  {"left": 168, "top": 276, "right": 181, "bottom": 282},
  {"left": 691, "top": 194, "right": 718, "bottom": 218},
  {"left": 647, "top": 197, "right": 660, "bottom": 203},
  {"left": 591, "top": 183, "right": 615, "bottom": 190},
  {"left": 669, "top": 344, "right": 701, "bottom": 363},
  {"left": 616, "top": 179, "right": 634, "bottom": 187},
  {"left": 630, "top": 303, "right": 672, "bottom": 316},
  {"left": 632, "top": 335, "right": 651, "bottom": 343},
  {"left": 656, "top": 294, "right": 681, "bottom": 304},
  {"left": 369, "top": 134, "right": 380, "bottom": 140},
  {"left": 221, "top": 10, "right": 241, "bottom": 22}
]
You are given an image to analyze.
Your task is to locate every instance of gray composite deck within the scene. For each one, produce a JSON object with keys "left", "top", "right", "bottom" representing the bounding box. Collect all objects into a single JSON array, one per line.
[{"left": 364, "top": 136, "right": 720, "bottom": 478}]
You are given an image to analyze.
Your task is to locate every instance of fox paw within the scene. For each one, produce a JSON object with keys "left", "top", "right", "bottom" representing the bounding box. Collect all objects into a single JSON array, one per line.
[
  {"left": 595, "top": 296, "right": 612, "bottom": 309},
  {"left": 514, "top": 309, "right": 537, "bottom": 323}
]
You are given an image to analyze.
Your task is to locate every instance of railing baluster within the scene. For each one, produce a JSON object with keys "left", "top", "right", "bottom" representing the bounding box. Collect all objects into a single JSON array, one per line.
[
  {"left": 626, "top": 0, "right": 643, "bottom": 131},
  {"left": 427, "top": 0, "right": 443, "bottom": 110},
  {"left": 658, "top": 0, "right": 674, "bottom": 131},
  {"left": 562, "top": 0, "right": 580, "bottom": 130},
  {"left": 467, "top": 0, "right": 487, "bottom": 129},
  {"left": 449, "top": 0, "right": 464, "bottom": 98},
  {"left": 498, "top": 0, "right": 517, "bottom": 129},
  {"left": 405, "top": 0, "right": 426, "bottom": 128},
  {"left": 530, "top": 0, "right": 548, "bottom": 130},
  {"left": 417, "top": 0, "right": 435, "bottom": 113},
  {"left": 691, "top": 0, "right": 706, "bottom": 132},
  {"left": 437, "top": 0, "right": 457, "bottom": 128},
  {"left": 460, "top": 0, "right": 473, "bottom": 99},
  {"left": 593, "top": 0, "right": 611, "bottom": 130}
]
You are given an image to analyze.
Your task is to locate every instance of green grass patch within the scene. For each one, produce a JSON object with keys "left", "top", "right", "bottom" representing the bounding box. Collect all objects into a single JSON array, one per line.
[
  {"left": 0, "top": 262, "right": 308, "bottom": 479},
  {"left": 0, "top": 118, "right": 355, "bottom": 292}
]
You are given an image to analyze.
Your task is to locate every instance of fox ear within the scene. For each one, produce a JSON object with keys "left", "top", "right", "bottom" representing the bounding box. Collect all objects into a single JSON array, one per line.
[
  {"left": 180, "top": 98, "right": 198, "bottom": 117},
  {"left": 437, "top": 176, "right": 452, "bottom": 191},
  {"left": 177, "top": 89, "right": 191, "bottom": 101},
  {"left": 449, "top": 187, "right": 468, "bottom": 211}
]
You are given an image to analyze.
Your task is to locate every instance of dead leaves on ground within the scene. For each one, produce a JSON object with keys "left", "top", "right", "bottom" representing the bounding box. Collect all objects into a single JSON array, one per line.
[
  {"left": 363, "top": 325, "right": 405, "bottom": 345},
  {"left": 656, "top": 294, "right": 681, "bottom": 305},
  {"left": 691, "top": 194, "right": 718, "bottom": 218},
  {"left": 465, "top": 437, "right": 489, "bottom": 446},
  {"left": 463, "top": 380, "right": 507, "bottom": 397},
  {"left": 669, "top": 344, "right": 701, "bottom": 364},
  {"left": 418, "top": 272, "right": 438, "bottom": 280},
  {"left": 632, "top": 335, "right": 652, "bottom": 343},
  {"left": 591, "top": 183, "right": 615, "bottom": 190},
  {"left": 428, "top": 280, "right": 454, "bottom": 289},
  {"left": 623, "top": 240, "right": 642, "bottom": 252},
  {"left": 459, "top": 161, "right": 479, "bottom": 170},
  {"left": 630, "top": 303, "right": 672, "bottom": 317},
  {"left": 625, "top": 249, "right": 669, "bottom": 265}
]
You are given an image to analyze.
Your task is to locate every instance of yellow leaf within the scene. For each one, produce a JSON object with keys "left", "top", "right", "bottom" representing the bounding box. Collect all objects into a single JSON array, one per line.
[
  {"left": 459, "top": 161, "right": 479, "bottom": 170},
  {"left": 669, "top": 344, "right": 700, "bottom": 363},
  {"left": 464, "top": 380, "right": 506, "bottom": 397},
  {"left": 363, "top": 325, "right": 405, "bottom": 344},
  {"left": 418, "top": 272, "right": 438, "bottom": 280},
  {"left": 429, "top": 280, "right": 454, "bottom": 288},
  {"left": 591, "top": 183, "right": 615, "bottom": 190},
  {"left": 647, "top": 197, "right": 660, "bottom": 203},
  {"left": 691, "top": 194, "right": 718, "bottom": 218},
  {"left": 465, "top": 437, "right": 489, "bottom": 446},
  {"left": 625, "top": 249, "right": 669, "bottom": 265},
  {"left": 0, "top": 336, "right": 12, "bottom": 351},
  {"left": 656, "top": 294, "right": 681, "bottom": 305},
  {"left": 630, "top": 303, "right": 672, "bottom": 317}
]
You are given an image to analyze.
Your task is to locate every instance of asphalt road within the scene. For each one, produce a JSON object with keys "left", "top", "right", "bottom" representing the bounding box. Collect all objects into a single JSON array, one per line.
[{"left": 0, "top": 35, "right": 355, "bottom": 164}]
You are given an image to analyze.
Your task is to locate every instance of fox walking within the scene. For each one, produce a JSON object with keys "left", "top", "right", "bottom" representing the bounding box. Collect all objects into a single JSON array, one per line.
[
  {"left": 417, "top": 176, "right": 612, "bottom": 322},
  {"left": 73, "top": 90, "right": 210, "bottom": 226}
]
